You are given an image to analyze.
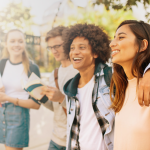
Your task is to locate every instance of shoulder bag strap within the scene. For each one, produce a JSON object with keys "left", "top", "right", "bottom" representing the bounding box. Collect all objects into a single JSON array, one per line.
[
  {"left": 0, "top": 59, "right": 8, "bottom": 76},
  {"left": 54, "top": 68, "right": 67, "bottom": 115}
]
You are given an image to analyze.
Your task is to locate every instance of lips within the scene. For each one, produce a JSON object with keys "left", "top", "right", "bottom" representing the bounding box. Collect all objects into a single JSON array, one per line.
[
  {"left": 111, "top": 50, "right": 120, "bottom": 57},
  {"left": 73, "top": 57, "right": 82, "bottom": 61}
]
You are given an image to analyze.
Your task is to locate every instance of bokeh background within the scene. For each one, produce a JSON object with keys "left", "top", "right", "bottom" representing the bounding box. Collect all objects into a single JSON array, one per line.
[{"left": 0, "top": 0, "right": 150, "bottom": 149}]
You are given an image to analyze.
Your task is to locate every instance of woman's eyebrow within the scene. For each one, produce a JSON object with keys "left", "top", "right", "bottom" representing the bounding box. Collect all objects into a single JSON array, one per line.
[
  {"left": 114, "top": 32, "right": 127, "bottom": 38},
  {"left": 118, "top": 32, "right": 127, "bottom": 36}
]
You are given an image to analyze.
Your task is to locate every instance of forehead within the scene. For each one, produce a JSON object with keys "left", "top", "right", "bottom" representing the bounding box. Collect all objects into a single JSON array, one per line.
[
  {"left": 7, "top": 31, "right": 24, "bottom": 40},
  {"left": 116, "top": 24, "right": 133, "bottom": 35},
  {"left": 47, "top": 36, "right": 63, "bottom": 45},
  {"left": 71, "top": 37, "right": 89, "bottom": 45}
]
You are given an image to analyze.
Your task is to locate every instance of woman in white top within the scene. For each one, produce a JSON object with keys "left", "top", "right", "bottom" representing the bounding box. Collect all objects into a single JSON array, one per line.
[
  {"left": 109, "top": 20, "right": 150, "bottom": 150},
  {"left": 0, "top": 29, "right": 41, "bottom": 150}
]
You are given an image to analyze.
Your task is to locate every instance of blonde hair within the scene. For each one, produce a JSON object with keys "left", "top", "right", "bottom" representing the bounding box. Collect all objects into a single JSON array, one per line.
[{"left": 2, "top": 29, "right": 30, "bottom": 74}]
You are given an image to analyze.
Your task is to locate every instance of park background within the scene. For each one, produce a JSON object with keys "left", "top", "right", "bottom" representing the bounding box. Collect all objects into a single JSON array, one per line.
[{"left": 0, "top": 0, "right": 150, "bottom": 149}]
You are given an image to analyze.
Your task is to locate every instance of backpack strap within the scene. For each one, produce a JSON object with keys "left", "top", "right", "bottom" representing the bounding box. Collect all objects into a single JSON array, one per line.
[
  {"left": 103, "top": 65, "right": 112, "bottom": 87},
  {"left": 0, "top": 59, "right": 8, "bottom": 76},
  {"left": 54, "top": 68, "right": 67, "bottom": 116}
]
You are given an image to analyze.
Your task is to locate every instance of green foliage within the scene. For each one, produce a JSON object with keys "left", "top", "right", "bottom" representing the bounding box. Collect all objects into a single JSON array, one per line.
[
  {"left": 93, "top": 0, "right": 150, "bottom": 22},
  {"left": 58, "top": 4, "right": 135, "bottom": 38},
  {"left": 0, "top": 2, "right": 34, "bottom": 32}
]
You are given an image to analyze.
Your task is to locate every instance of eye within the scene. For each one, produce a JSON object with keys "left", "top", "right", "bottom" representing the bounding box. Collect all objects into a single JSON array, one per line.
[
  {"left": 70, "top": 47, "right": 74, "bottom": 51},
  {"left": 118, "top": 37, "right": 124, "bottom": 40},
  {"left": 19, "top": 40, "right": 23, "bottom": 43},
  {"left": 80, "top": 46, "right": 85, "bottom": 49},
  {"left": 54, "top": 45, "right": 60, "bottom": 49}
]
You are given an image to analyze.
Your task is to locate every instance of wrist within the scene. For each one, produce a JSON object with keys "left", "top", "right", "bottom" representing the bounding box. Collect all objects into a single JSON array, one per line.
[{"left": 15, "top": 98, "right": 19, "bottom": 106}]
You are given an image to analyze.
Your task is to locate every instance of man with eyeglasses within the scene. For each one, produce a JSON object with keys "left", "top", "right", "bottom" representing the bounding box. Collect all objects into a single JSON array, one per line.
[{"left": 40, "top": 26, "right": 78, "bottom": 150}]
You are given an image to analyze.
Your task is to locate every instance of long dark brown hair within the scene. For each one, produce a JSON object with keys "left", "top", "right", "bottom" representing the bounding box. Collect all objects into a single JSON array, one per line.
[{"left": 110, "top": 20, "right": 150, "bottom": 113}]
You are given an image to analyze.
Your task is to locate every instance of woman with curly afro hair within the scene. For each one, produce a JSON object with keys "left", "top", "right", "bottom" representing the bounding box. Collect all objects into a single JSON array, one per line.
[{"left": 63, "top": 23, "right": 115, "bottom": 150}]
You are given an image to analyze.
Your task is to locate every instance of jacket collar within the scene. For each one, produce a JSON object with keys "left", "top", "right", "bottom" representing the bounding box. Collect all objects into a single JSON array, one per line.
[{"left": 63, "top": 62, "right": 106, "bottom": 97}]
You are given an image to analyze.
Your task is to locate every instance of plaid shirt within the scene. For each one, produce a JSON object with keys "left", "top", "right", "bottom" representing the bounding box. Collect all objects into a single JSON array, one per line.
[{"left": 70, "top": 75, "right": 109, "bottom": 150}]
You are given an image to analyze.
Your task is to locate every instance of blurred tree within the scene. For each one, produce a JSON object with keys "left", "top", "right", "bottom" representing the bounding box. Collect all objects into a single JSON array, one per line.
[
  {"left": 0, "top": 2, "right": 41, "bottom": 67},
  {"left": 57, "top": 3, "right": 136, "bottom": 38},
  {"left": 0, "top": 2, "right": 34, "bottom": 33},
  {"left": 93, "top": 0, "right": 150, "bottom": 22}
]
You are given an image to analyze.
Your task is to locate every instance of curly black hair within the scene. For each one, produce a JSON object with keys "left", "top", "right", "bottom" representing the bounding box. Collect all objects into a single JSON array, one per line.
[{"left": 62, "top": 23, "right": 111, "bottom": 64}]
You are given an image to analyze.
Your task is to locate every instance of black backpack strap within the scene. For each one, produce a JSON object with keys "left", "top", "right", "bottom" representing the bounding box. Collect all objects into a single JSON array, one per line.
[
  {"left": 28, "top": 60, "right": 41, "bottom": 78},
  {"left": 103, "top": 65, "right": 112, "bottom": 87},
  {"left": 0, "top": 59, "right": 8, "bottom": 76}
]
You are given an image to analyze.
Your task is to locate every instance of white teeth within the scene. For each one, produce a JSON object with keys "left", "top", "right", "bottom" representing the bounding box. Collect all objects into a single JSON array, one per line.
[
  {"left": 73, "top": 58, "right": 82, "bottom": 60},
  {"left": 112, "top": 50, "right": 119, "bottom": 55}
]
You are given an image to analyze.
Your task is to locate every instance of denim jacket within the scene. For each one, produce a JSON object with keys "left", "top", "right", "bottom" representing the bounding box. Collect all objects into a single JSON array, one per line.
[{"left": 63, "top": 63, "right": 115, "bottom": 150}]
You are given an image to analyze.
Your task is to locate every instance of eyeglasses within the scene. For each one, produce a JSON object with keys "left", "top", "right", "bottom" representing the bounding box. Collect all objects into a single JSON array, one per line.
[{"left": 47, "top": 43, "right": 63, "bottom": 51}]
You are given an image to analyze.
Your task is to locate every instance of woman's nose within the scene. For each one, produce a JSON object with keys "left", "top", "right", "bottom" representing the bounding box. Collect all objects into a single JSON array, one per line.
[{"left": 109, "top": 39, "right": 117, "bottom": 48}]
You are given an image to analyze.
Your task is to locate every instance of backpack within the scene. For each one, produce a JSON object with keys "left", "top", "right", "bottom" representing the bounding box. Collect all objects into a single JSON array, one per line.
[
  {"left": 0, "top": 59, "right": 7, "bottom": 77},
  {"left": 103, "top": 65, "right": 112, "bottom": 87}
]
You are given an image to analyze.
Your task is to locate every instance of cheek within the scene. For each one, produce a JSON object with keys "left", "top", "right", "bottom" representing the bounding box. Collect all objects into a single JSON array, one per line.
[
  {"left": 21, "top": 44, "right": 25, "bottom": 49},
  {"left": 69, "top": 51, "right": 72, "bottom": 58}
]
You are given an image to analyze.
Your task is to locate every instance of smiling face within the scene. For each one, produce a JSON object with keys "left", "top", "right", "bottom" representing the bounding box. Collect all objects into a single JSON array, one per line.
[
  {"left": 69, "top": 37, "right": 98, "bottom": 72},
  {"left": 6, "top": 31, "right": 25, "bottom": 58},
  {"left": 47, "top": 36, "right": 67, "bottom": 62},
  {"left": 110, "top": 24, "right": 139, "bottom": 67}
]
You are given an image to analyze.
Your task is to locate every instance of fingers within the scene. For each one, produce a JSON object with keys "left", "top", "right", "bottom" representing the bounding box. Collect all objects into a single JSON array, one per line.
[
  {"left": 41, "top": 86, "right": 53, "bottom": 93},
  {"left": 143, "top": 84, "right": 150, "bottom": 106},
  {"left": 138, "top": 85, "right": 144, "bottom": 106},
  {"left": 138, "top": 81, "right": 150, "bottom": 107},
  {"left": 40, "top": 86, "right": 55, "bottom": 97}
]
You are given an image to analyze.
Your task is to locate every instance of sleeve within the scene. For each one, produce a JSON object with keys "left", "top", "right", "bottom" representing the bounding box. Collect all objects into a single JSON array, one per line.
[
  {"left": 143, "top": 63, "right": 150, "bottom": 75},
  {"left": 42, "top": 100, "right": 54, "bottom": 111}
]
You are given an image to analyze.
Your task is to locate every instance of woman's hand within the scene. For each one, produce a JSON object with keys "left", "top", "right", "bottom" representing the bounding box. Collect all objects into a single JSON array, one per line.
[{"left": 138, "top": 69, "right": 150, "bottom": 106}]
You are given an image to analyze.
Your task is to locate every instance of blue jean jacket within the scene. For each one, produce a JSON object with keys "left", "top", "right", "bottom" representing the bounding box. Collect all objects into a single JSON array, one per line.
[{"left": 64, "top": 63, "right": 115, "bottom": 150}]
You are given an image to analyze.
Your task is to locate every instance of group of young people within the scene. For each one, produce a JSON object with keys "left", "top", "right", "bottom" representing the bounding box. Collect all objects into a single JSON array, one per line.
[{"left": 0, "top": 19, "right": 150, "bottom": 150}]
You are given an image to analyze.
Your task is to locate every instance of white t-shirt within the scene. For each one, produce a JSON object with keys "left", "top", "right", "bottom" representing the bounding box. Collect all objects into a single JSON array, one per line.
[
  {"left": 77, "top": 76, "right": 107, "bottom": 150},
  {"left": 2, "top": 60, "right": 29, "bottom": 101},
  {"left": 43, "top": 64, "right": 78, "bottom": 146}
]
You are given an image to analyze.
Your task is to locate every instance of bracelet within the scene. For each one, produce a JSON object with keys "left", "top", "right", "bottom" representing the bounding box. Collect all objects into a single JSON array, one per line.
[{"left": 16, "top": 98, "right": 19, "bottom": 106}]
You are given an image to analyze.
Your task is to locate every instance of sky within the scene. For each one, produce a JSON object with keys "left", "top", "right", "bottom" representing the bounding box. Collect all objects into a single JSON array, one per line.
[{"left": 0, "top": 0, "right": 149, "bottom": 35}]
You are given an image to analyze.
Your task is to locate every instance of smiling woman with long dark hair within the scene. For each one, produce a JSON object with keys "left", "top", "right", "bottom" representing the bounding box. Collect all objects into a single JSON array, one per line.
[{"left": 110, "top": 20, "right": 150, "bottom": 150}]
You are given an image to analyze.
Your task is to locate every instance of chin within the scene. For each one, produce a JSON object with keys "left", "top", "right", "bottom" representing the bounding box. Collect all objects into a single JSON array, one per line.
[
  {"left": 55, "top": 57, "right": 61, "bottom": 61},
  {"left": 112, "top": 58, "right": 118, "bottom": 64}
]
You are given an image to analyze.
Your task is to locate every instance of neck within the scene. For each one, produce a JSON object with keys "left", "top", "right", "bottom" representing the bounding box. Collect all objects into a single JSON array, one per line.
[
  {"left": 9, "top": 55, "right": 22, "bottom": 64},
  {"left": 78, "top": 63, "right": 95, "bottom": 88},
  {"left": 122, "top": 63, "right": 134, "bottom": 80},
  {"left": 61, "top": 59, "right": 71, "bottom": 67}
]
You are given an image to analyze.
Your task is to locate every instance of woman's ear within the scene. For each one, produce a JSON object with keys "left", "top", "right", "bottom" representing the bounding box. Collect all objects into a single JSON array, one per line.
[
  {"left": 140, "top": 39, "right": 148, "bottom": 52},
  {"left": 93, "top": 53, "right": 98, "bottom": 59}
]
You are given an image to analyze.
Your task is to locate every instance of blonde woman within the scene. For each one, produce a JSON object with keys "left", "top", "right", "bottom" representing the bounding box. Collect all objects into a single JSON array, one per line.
[{"left": 0, "top": 29, "right": 41, "bottom": 150}]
